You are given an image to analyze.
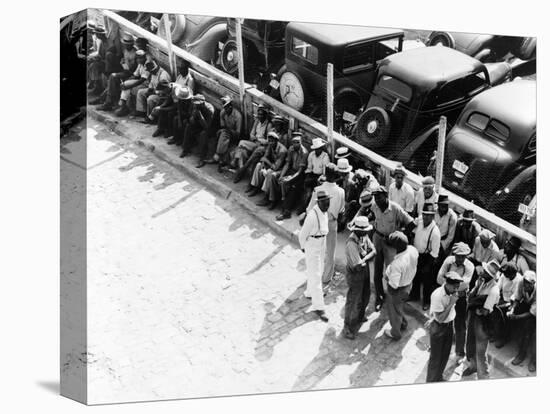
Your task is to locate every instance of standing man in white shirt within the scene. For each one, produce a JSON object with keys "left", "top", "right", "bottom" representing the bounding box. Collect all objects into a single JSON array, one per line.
[
  {"left": 494, "top": 262, "right": 523, "bottom": 348},
  {"left": 306, "top": 164, "right": 346, "bottom": 285},
  {"left": 383, "top": 232, "right": 419, "bottom": 340},
  {"left": 426, "top": 271, "right": 463, "bottom": 382},
  {"left": 414, "top": 176, "right": 438, "bottom": 218},
  {"left": 410, "top": 203, "right": 441, "bottom": 310},
  {"left": 299, "top": 191, "right": 331, "bottom": 322},
  {"left": 301, "top": 138, "right": 330, "bottom": 214},
  {"left": 388, "top": 164, "right": 415, "bottom": 215},
  {"left": 462, "top": 260, "right": 501, "bottom": 379}
]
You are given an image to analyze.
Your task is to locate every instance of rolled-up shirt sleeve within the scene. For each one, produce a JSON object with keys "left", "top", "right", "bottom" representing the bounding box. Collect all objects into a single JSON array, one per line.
[
  {"left": 385, "top": 261, "right": 402, "bottom": 290},
  {"left": 483, "top": 287, "right": 500, "bottom": 311}
]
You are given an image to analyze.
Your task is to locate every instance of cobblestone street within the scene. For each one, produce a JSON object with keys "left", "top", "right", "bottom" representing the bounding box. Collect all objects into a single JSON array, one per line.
[{"left": 61, "top": 118, "right": 506, "bottom": 405}]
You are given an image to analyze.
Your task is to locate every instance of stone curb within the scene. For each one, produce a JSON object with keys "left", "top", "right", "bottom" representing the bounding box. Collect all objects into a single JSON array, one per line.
[{"left": 88, "top": 108, "right": 526, "bottom": 379}]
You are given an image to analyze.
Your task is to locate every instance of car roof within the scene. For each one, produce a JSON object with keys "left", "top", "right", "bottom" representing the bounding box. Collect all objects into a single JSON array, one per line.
[
  {"left": 378, "top": 46, "right": 486, "bottom": 89},
  {"left": 462, "top": 79, "right": 536, "bottom": 138},
  {"left": 286, "top": 22, "right": 404, "bottom": 47}
]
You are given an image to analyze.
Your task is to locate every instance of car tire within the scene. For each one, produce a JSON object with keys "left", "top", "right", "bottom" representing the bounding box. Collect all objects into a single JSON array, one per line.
[
  {"left": 354, "top": 106, "right": 392, "bottom": 149},
  {"left": 221, "top": 38, "right": 247, "bottom": 75},
  {"left": 157, "top": 14, "right": 186, "bottom": 44},
  {"left": 279, "top": 70, "right": 307, "bottom": 111},
  {"left": 427, "top": 31, "right": 456, "bottom": 49},
  {"left": 512, "top": 37, "right": 536, "bottom": 61}
]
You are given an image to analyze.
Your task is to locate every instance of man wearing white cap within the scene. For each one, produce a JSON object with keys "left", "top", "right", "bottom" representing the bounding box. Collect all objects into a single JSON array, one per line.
[
  {"left": 334, "top": 147, "right": 351, "bottom": 159},
  {"left": 348, "top": 190, "right": 375, "bottom": 229},
  {"left": 389, "top": 164, "right": 415, "bottom": 215},
  {"left": 463, "top": 260, "right": 501, "bottom": 378},
  {"left": 436, "top": 242, "right": 474, "bottom": 362},
  {"left": 411, "top": 203, "right": 441, "bottom": 310},
  {"left": 469, "top": 229, "right": 500, "bottom": 276},
  {"left": 342, "top": 217, "right": 376, "bottom": 339},
  {"left": 302, "top": 138, "right": 330, "bottom": 213},
  {"left": 299, "top": 191, "right": 331, "bottom": 322},
  {"left": 508, "top": 271, "right": 536, "bottom": 372},
  {"left": 384, "top": 231, "right": 419, "bottom": 340},
  {"left": 426, "top": 271, "right": 463, "bottom": 382},
  {"left": 305, "top": 164, "right": 346, "bottom": 284},
  {"left": 414, "top": 176, "right": 438, "bottom": 218}
]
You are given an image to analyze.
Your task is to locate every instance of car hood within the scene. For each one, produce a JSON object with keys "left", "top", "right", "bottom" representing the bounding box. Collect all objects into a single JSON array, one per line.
[{"left": 443, "top": 128, "right": 513, "bottom": 206}]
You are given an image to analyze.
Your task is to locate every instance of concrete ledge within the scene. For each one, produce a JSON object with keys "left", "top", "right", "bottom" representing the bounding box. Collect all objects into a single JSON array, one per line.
[{"left": 88, "top": 108, "right": 532, "bottom": 380}]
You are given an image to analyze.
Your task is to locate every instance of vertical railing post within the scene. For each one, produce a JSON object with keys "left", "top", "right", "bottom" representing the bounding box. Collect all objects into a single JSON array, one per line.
[
  {"left": 162, "top": 14, "right": 176, "bottom": 78},
  {"left": 326, "top": 63, "right": 335, "bottom": 158},
  {"left": 435, "top": 116, "right": 447, "bottom": 192},
  {"left": 236, "top": 18, "right": 247, "bottom": 131}
]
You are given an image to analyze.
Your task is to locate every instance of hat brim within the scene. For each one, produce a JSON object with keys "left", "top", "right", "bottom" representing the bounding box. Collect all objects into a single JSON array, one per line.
[
  {"left": 121, "top": 38, "right": 134, "bottom": 44},
  {"left": 311, "top": 144, "right": 326, "bottom": 150},
  {"left": 394, "top": 170, "right": 407, "bottom": 177},
  {"left": 338, "top": 167, "right": 353, "bottom": 173},
  {"left": 360, "top": 199, "right": 373, "bottom": 207},
  {"left": 482, "top": 262, "right": 498, "bottom": 279},
  {"left": 335, "top": 153, "right": 350, "bottom": 159},
  {"left": 421, "top": 211, "right": 436, "bottom": 215},
  {"left": 349, "top": 224, "right": 373, "bottom": 232}
]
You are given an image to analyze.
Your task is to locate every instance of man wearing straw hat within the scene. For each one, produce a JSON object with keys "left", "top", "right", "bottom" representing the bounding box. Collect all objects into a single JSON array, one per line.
[
  {"left": 305, "top": 163, "right": 346, "bottom": 285},
  {"left": 342, "top": 216, "right": 376, "bottom": 339},
  {"left": 410, "top": 203, "right": 441, "bottom": 310},
  {"left": 389, "top": 163, "right": 415, "bottom": 215},
  {"left": 436, "top": 242, "right": 474, "bottom": 363},
  {"left": 384, "top": 231, "right": 419, "bottom": 340},
  {"left": 299, "top": 190, "right": 331, "bottom": 322},
  {"left": 303, "top": 137, "right": 330, "bottom": 207},
  {"left": 209, "top": 95, "right": 242, "bottom": 169},
  {"left": 462, "top": 259, "right": 501, "bottom": 378},
  {"left": 426, "top": 271, "right": 463, "bottom": 382},
  {"left": 414, "top": 176, "right": 438, "bottom": 218}
]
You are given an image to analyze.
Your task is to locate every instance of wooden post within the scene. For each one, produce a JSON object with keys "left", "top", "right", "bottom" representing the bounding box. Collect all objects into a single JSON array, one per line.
[
  {"left": 162, "top": 14, "right": 176, "bottom": 78},
  {"left": 326, "top": 63, "right": 334, "bottom": 158},
  {"left": 435, "top": 116, "right": 447, "bottom": 192},
  {"left": 236, "top": 18, "right": 247, "bottom": 131}
]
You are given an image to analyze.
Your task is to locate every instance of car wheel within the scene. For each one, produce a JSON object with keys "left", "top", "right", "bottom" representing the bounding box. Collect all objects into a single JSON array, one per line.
[
  {"left": 157, "top": 14, "right": 186, "bottom": 44},
  {"left": 512, "top": 37, "right": 536, "bottom": 61},
  {"left": 354, "top": 106, "right": 391, "bottom": 149},
  {"left": 427, "top": 31, "right": 456, "bottom": 49},
  {"left": 279, "top": 71, "right": 307, "bottom": 111},
  {"left": 221, "top": 39, "right": 247, "bottom": 75}
]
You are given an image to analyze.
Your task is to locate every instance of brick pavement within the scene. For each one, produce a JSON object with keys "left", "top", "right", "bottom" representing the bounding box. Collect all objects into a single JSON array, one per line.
[{"left": 61, "top": 118, "right": 510, "bottom": 405}]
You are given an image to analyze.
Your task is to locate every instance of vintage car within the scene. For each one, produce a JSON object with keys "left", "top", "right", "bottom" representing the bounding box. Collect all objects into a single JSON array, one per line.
[
  {"left": 278, "top": 22, "right": 406, "bottom": 122},
  {"left": 426, "top": 31, "right": 536, "bottom": 62},
  {"left": 220, "top": 19, "right": 287, "bottom": 82},
  {"left": 352, "top": 46, "right": 512, "bottom": 173},
  {"left": 442, "top": 80, "right": 536, "bottom": 220}
]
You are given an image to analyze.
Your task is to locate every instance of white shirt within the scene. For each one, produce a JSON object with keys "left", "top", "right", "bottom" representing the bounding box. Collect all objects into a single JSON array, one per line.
[
  {"left": 413, "top": 220, "right": 441, "bottom": 258},
  {"left": 307, "top": 182, "right": 345, "bottom": 222},
  {"left": 385, "top": 245, "right": 419, "bottom": 289},
  {"left": 472, "top": 278, "right": 500, "bottom": 311},
  {"left": 415, "top": 190, "right": 438, "bottom": 217},
  {"left": 430, "top": 286, "right": 456, "bottom": 323},
  {"left": 305, "top": 151, "right": 330, "bottom": 175},
  {"left": 436, "top": 255, "right": 474, "bottom": 292},
  {"left": 471, "top": 237, "right": 500, "bottom": 264},
  {"left": 498, "top": 274, "right": 523, "bottom": 302},
  {"left": 299, "top": 205, "right": 329, "bottom": 249},
  {"left": 389, "top": 181, "right": 415, "bottom": 213}
]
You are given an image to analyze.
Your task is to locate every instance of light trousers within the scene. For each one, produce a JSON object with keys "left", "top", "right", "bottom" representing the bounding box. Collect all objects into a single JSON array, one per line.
[{"left": 304, "top": 237, "right": 326, "bottom": 311}]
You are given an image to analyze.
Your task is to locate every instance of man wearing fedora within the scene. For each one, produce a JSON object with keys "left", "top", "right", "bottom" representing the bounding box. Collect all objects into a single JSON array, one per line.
[
  {"left": 463, "top": 260, "right": 501, "bottom": 378},
  {"left": 348, "top": 190, "right": 375, "bottom": 228},
  {"left": 87, "top": 26, "right": 108, "bottom": 95},
  {"left": 181, "top": 94, "right": 215, "bottom": 167},
  {"left": 384, "top": 231, "right": 419, "bottom": 340},
  {"left": 371, "top": 185, "right": 415, "bottom": 311},
  {"left": 247, "top": 131, "right": 288, "bottom": 209},
  {"left": 115, "top": 49, "right": 150, "bottom": 117},
  {"left": 305, "top": 163, "right": 346, "bottom": 285},
  {"left": 498, "top": 236, "right": 530, "bottom": 275},
  {"left": 231, "top": 104, "right": 272, "bottom": 181},
  {"left": 436, "top": 242, "right": 474, "bottom": 362},
  {"left": 96, "top": 32, "right": 139, "bottom": 109},
  {"left": 275, "top": 133, "right": 309, "bottom": 221},
  {"left": 434, "top": 194, "right": 457, "bottom": 257},
  {"left": 209, "top": 95, "right": 242, "bottom": 169},
  {"left": 389, "top": 164, "right": 415, "bottom": 215},
  {"left": 453, "top": 209, "right": 481, "bottom": 250},
  {"left": 426, "top": 271, "right": 463, "bottom": 382},
  {"left": 410, "top": 203, "right": 441, "bottom": 310},
  {"left": 299, "top": 190, "right": 331, "bottom": 322},
  {"left": 414, "top": 176, "right": 438, "bottom": 218},
  {"left": 136, "top": 59, "right": 172, "bottom": 122},
  {"left": 343, "top": 217, "right": 376, "bottom": 339},
  {"left": 302, "top": 138, "right": 330, "bottom": 214},
  {"left": 168, "top": 85, "right": 194, "bottom": 146},
  {"left": 334, "top": 146, "right": 351, "bottom": 160}
]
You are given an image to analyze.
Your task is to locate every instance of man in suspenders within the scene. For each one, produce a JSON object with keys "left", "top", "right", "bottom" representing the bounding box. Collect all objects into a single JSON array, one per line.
[
  {"left": 299, "top": 191, "right": 331, "bottom": 322},
  {"left": 410, "top": 203, "right": 441, "bottom": 310}
]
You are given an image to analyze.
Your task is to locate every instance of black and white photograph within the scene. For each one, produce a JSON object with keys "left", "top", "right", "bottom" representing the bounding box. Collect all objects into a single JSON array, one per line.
[{"left": 57, "top": 4, "right": 541, "bottom": 405}]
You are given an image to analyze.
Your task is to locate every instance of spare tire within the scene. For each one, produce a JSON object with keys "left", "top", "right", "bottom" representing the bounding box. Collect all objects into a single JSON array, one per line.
[
  {"left": 221, "top": 39, "right": 247, "bottom": 75},
  {"left": 512, "top": 37, "right": 536, "bottom": 61},
  {"left": 354, "top": 106, "right": 392, "bottom": 149},
  {"left": 427, "top": 31, "right": 456, "bottom": 49},
  {"left": 157, "top": 14, "right": 186, "bottom": 44}
]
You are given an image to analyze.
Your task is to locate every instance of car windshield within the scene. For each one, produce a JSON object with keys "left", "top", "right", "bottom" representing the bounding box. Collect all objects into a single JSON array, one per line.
[
  {"left": 377, "top": 75, "right": 413, "bottom": 102},
  {"left": 291, "top": 36, "right": 319, "bottom": 65},
  {"left": 342, "top": 36, "right": 402, "bottom": 74}
]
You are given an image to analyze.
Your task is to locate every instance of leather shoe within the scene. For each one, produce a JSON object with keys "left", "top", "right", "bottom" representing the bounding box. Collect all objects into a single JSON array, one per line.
[
  {"left": 528, "top": 359, "right": 536, "bottom": 373},
  {"left": 256, "top": 198, "right": 270, "bottom": 207},
  {"left": 494, "top": 339, "right": 507, "bottom": 349},
  {"left": 247, "top": 188, "right": 260, "bottom": 197},
  {"left": 167, "top": 139, "right": 178, "bottom": 145},
  {"left": 233, "top": 168, "right": 245, "bottom": 184},
  {"left": 97, "top": 103, "right": 113, "bottom": 111},
  {"left": 152, "top": 129, "right": 164, "bottom": 137},
  {"left": 362, "top": 315, "right": 369, "bottom": 322},
  {"left": 512, "top": 354, "right": 526, "bottom": 366},
  {"left": 375, "top": 299, "right": 384, "bottom": 312},
  {"left": 196, "top": 161, "right": 206, "bottom": 168},
  {"left": 462, "top": 366, "right": 477, "bottom": 377},
  {"left": 422, "top": 304, "right": 430, "bottom": 311},
  {"left": 314, "top": 310, "right": 329, "bottom": 322},
  {"left": 384, "top": 329, "right": 399, "bottom": 340},
  {"left": 276, "top": 211, "right": 291, "bottom": 221},
  {"left": 179, "top": 151, "right": 188, "bottom": 158}
]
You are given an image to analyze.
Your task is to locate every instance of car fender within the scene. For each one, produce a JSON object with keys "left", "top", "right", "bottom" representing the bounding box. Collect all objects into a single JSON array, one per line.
[
  {"left": 396, "top": 123, "right": 440, "bottom": 163},
  {"left": 186, "top": 23, "right": 228, "bottom": 63}
]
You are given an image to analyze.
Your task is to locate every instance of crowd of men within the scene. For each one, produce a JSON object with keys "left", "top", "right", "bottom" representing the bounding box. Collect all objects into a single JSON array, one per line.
[{"left": 87, "top": 26, "right": 537, "bottom": 383}]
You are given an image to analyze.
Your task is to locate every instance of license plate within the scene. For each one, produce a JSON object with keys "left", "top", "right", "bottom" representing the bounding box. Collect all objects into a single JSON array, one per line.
[
  {"left": 342, "top": 111, "right": 357, "bottom": 123},
  {"left": 269, "top": 79, "right": 280, "bottom": 89},
  {"left": 518, "top": 203, "right": 535, "bottom": 217},
  {"left": 452, "top": 160, "right": 469, "bottom": 174}
]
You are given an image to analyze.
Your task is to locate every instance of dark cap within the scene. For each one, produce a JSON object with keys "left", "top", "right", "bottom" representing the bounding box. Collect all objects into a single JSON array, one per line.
[
  {"left": 507, "top": 236, "right": 522, "bottom": 249},
  {"left": 422, "top": 203, "right": 436, "bottom": 215},
  {"left": 500, "top": 262, "right": 518, "bottom": 276},
  {"left": 372, "top": 185, "right": 388, "bottom": 195},
  {"left": 437, "top": 194, "right": 450, "bottom": 205},
  {"left": 462, "top": 209, "right": 475, "bottom": 221}
]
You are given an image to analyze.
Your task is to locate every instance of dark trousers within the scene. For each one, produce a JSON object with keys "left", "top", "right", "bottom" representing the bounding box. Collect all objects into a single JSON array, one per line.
[
  {"left": 157, "top": 106, "right": 176, "bottom": 134},
  {"left": 281, "top": 175, "right": 305, "bottom": 213},
  {"left": 454, "top": 295, "right": 468, "bottom": 356},
  {"left": 104, "top": 50, "right": 122, "bottom": 75},
  {"left": 410, "top": 253, "right": 435, "bottom": 305},
  {"left": 515, "top": 304, "right": 536, "bottom": 360},
  {"left": 466, "top": 311, "right": 490, "bottom": 379},
  {"left": 386, "top": 284, "right": 411, "bottom": 339},
  {"left": 343, "top": 268, "right": 371, "bottom": 335},
  {"left": 373, "top": 233, "right": 395, "bottom": 303},
  {"left": 427, "top": 321, "right": 454, "bottom": 382},
  {"left": 183, "top": 124, "right": 214, "bottom": 159}
]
